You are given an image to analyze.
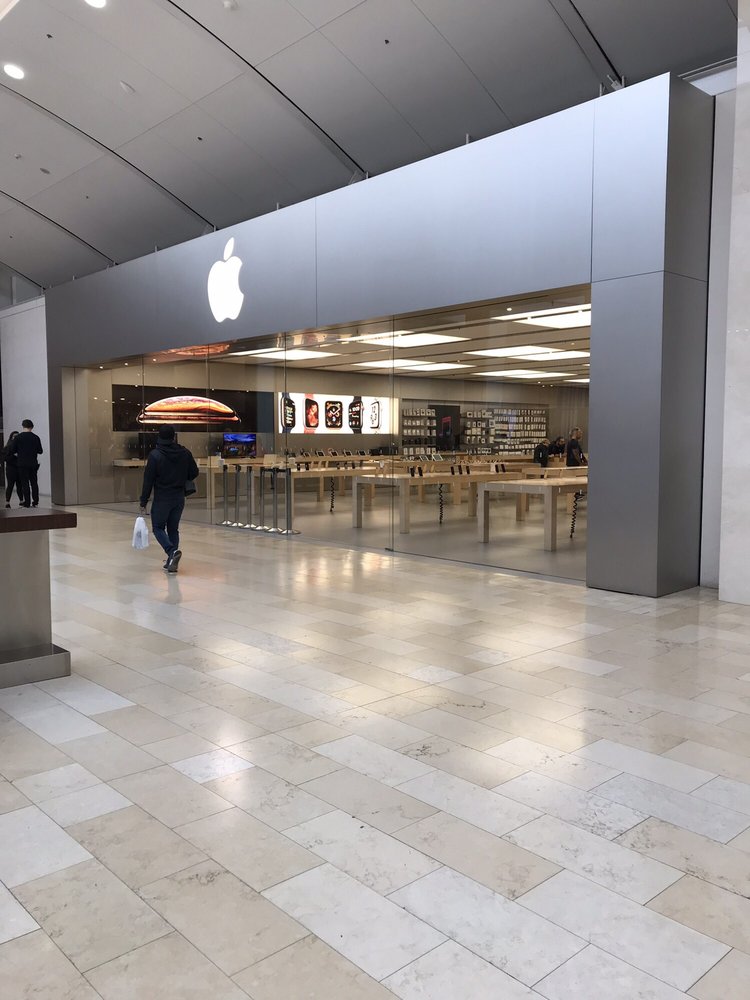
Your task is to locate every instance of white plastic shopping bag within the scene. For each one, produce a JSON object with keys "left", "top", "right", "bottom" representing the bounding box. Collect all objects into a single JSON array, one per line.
[{"left": 132, "top": 515, "right": 150, "bottom": 550}]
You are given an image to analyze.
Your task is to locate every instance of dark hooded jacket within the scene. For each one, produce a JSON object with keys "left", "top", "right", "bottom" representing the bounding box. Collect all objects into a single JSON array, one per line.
[{"left": 139, "top": 440, "right": 198, "bottom": 507}]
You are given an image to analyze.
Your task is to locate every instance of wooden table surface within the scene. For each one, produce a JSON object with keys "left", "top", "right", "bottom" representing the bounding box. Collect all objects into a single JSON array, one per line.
[{"left": 0, "top": 509, "right": 77, "bottom": 534}]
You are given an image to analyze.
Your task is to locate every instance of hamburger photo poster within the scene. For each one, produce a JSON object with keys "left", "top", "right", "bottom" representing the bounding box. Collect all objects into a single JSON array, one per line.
[{"left": 112, "top": 384, "right": 274, "bottom": 433}]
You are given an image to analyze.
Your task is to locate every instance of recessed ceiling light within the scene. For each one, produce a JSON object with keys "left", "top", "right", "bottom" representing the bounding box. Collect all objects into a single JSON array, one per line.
[
  {"left": 3, "top": 63, "right": 25, "bottom": 79},
  {"left": 566, "top": 378, "right": 590, "bottom": 383},
  {"left": 408, "top": 362, "right": 474, "bottom": 372},
  {"left": 348, "top": 332, "right": 468, "bottom": 348},
  {"left": 469, "top": 346, "right": 559, "bottom": 358},
  {"left": 516, "top": 350, "right": 590, "bottom": 361},
  {"left": 229, "top": 348, "right": 339, "bottom": 361},
  {"left": 477, "top": 369, "right": 569, "bottom": 379},
  {"left": 84, "top": 0, "right": 107, "bottom": 8},
  {"left": 495, "top": 304, "right": 591, "bottom": 322},
  {"left": 517, "top": 312, "right": 591, "bottom": 330},
  {"left": 353, "top": 359, "right": 426, "bottom": 370}
]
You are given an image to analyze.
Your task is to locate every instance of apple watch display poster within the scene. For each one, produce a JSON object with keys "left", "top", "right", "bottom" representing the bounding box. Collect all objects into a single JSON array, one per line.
[{"left": 277, "top": 392, "right": 392, "bottom": 435}]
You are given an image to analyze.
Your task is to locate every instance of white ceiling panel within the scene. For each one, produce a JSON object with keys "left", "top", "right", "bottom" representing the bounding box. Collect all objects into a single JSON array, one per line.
[
  {"left": 127, "top": 103, "right": 303, "bottom": 217},
  {"left": 175, "top": 0, "right": 314, "bottom": 62},
  {"left": 574, "top": 0, "right": 737, "bottom": 81},
  {"left": 288, "top": 0, "right": 367, "bottom": 28},
  {"left": 321, "top": 0, "right": 511, "bottom": 152},
  {"left": 0, "top": 89, "right": 104, "bottom": 201},
  {"left": 44, "top": 0, "right": 244, "bottom": 102},
  {"left": 0, "top": 205, "right": 107, "bottom": 286},
  {"left": 200, "top": 71, "right": 356, "bottom": 198},
  {"left": 0, "top": 2, "right": 192, "bottom": 145},
  {"left": 27, "top": 157, "right": 206, "bottom": 261},
  {"left": 260, "top": 31, "right": 432, "bottom": 172},
  {"left": 413, "top": 0, "right": 602, "bottom": 125}
]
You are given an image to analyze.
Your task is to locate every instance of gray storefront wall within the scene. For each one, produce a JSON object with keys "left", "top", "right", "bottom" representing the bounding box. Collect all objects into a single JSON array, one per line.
[{"left": 46, "top": 73, "right": 713, "bottom": 598}]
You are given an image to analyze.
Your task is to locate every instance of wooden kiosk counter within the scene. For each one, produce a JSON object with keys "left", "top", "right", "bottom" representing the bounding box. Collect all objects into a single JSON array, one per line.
[{"left": 0, "top": 508, "right": 77, "bottom": 688}]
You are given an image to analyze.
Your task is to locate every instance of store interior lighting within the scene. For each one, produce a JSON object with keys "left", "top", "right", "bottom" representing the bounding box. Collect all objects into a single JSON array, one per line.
[
  {"left": 355, "top": 359, "right": 474, "bottom": 371},
  {"left": 228, "top": 348, "right": 340, "bottom": 361},
  {"left": 346, "top": 332, "right": 468, "bottom": 348},
  {"left": 478, "top": 369, "right": 570, "bottom": 378}
]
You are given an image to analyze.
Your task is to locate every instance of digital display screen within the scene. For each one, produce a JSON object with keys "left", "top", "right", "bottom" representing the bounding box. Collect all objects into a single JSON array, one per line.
[{"left": 278, "top": 393, "right": 393, "bottom": 435}]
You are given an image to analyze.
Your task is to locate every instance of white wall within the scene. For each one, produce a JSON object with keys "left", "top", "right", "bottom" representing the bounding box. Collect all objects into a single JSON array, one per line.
[
  {"left": 0, "top": 298, "right": 51, "bottom": 496},
  {"left": 701, "top": 89, "right": 735, "bottom": 587}
]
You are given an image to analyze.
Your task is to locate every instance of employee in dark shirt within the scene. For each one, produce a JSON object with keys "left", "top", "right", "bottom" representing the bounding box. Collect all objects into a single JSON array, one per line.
[
  {"left": 3, "top": 431, "right": 21, "bottom": 508},
  {"left": 533, "top": 438, "right": 550, "bottom": 468},
  {"left": 139, "top": 425, "right": 199, "bottom": 574},
  {"left": 548, "top": 436, "right": 566, "bottom": 457},
  {"left": 566, "top": 427, "right": 587, "bottom": 467},
  {"left": 12, "top": 419, "right": 43, "bottom": 508}
]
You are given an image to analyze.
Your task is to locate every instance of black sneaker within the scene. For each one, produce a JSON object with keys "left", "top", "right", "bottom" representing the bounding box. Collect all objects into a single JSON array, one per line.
[
  {"left": 167, "top": 550, "right": 182, "bottom": 574},
  {"left": 4, "top": 503, "right": 9, "bottom": 509},
  {"left": 31, "top": 503, "right": 38, "bottom": 508}
]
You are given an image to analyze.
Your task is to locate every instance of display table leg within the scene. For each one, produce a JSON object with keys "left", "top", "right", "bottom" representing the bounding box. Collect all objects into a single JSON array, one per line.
[
  {"left": 399, "top": 482, "right": 411, "bottom": 533},
  {"left": 452, "top": 480, "right": 462, "bottom": 505},
  {"left": 364, "top": 484, "right": 375, "bottom": 509},
  {"left": 516, "top": 494, "right": 526, "bottom": 521},
  {"left": 0, "top": 532, "right": 70, "bottom": 687},
  {"left": 478, "top": 486, "right": 490, "bottom": 542},
  {"left": 352, "top": 479, "right": 364, "bottom": 528},
  {"left": 468, "top": 483, "right": 478, "bottom": 518},
  {"left": 317, "top": 475, "right": 325, "bottom": 501},
  {"left": 417, "top": 482, "right": 425, "bottom": 503},
  {"left": 544, "top": 490, "right": 559, "bottom": 551}
]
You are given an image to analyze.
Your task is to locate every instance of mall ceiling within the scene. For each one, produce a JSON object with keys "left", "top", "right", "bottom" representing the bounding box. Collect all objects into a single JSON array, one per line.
[{"left": 0, "top": 0, "right": 737, "bottom": 289}]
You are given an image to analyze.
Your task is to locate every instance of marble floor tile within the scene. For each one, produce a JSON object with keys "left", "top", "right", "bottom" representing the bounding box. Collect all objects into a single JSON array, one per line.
[
  {"left": 128, "top": 683, "right": 207, "bottom": 719},
  {"left": 532, "top": 753, "right": 620, "bottom": 790},
  {"left": 688, "top": 948, "right": 750, "bottom": 1000},
  {"left": 396, "top": 810, "right": 559, "bottom": 898},
  {"left": 506, "top": 814, "right": 681, "bottom": 903},
  {"left": 400, "top": 736, "right": 525, "bottom": 787},
  {"left": 171, "top": 748, "right": 254, "bottom": 783},
  {"left": 37, "top": 676, "right": 135, "bottom": 717},
  {"left": 336, "top": 708, "right": 433, "bottom": 750},
  {"left": 691, "top": 774, "right": 750, "bottom": 815},
  {"left": 89, "top": 705, "right": 186, "bottom": 746},
  {"left": 535, "top": 945, "right": 689, "bottom": 1000},
  {"left": 619, "top": 817, "right": 750, "bottom": 896},
  {"left": 0, "top": 778, "right": 30, "bottom": 814},
  {"left": 664, "top": 741, "right": 750, "bottom": 783},
  {"left": 0, "top": 882, "right": 38, "bottom": 944},
  {"left": 67, "top": 805, "right": 206, "bottom": 888},
  {"left": 0, "top": 930, "right": 101, "bottom": 1000},
  {"left": 300, "top": 767, "right": 438, "bottom": 833},
  {"left": 563, "top": 710, "right": 684, "bottom": 753},
  {"left": 38, "top": 783, "right": 131, "bottom": 827},
  {"left": 486, "top": 736, "right": 567, "bottom": 769},
  {"left": 648, "top": 874, "right": 750, "bottom": 953},
  {"left": 495, "top": 771, "right": 645, "bottom": 839},
  {"left": 13, "top": 763, "right": 100, "bottom": 804},
  {"left": 231, "top": 733, "right": 343, "bottom": 784},
  {"left": 575, "top": 740, "right": 715, "bottom": 792},
  {"left": 597, "top": 774, "right": 750, "bottom": 843},
  {"left": 15, "top": 706, "right": 106, "bottom": 746},
  {"left": 285, "top": 809, "right": 441, "bottom": 893},
  {"left": 141, "top": 732, "right": 218, "bottom": 763},
  {"left": 58, "top": 732, "right": 160, "bottom": 781},
  {"left": 0, "top": 805, "right": 91, "bottom": 887},
  {"left": 14, "top": 859, "right": 169, "bottom": 972},
  {"left": 281, "top": 719, "right": 347, "bottom": 747},
  {"left": 519, "top": 870, "right": 729, "bottom": 991},
  {"left": 550, "top": 686, "right": 658, "bottom": 724},
  {"left": 176, "top": 807, "right": 323, "bottom": 891},
  {"left": 87, "top": 932, "right": 248, "bottom": 1000},
  {"left": 314, "top": 734, "right": 433, "bottom": 786},
  {"left": 403, "top": 707, "right": 511, "bottom": 751},
  {"left": 233, "top": 935, "right": 395, "bottom": 1000},
  {"left": 383, "top": 939, "right": 535, "bottom": 1000},
  {"left": 397, "top": 769, "right": 539, "bottom": 837},
  {"left": 139, "top": 860, "right": 307, "bottom": 975},
  {"left": 111, "top": 765, "right": 232, "bottom": 827},
  {"left": 390, "top": 866, "right": 584, "bottom": 986},
  {"left": 263, "top": 863, "right": 445, "bottom": 981},
  {"left": 206, "top": 766, "right": 335, "bottom": 830}
]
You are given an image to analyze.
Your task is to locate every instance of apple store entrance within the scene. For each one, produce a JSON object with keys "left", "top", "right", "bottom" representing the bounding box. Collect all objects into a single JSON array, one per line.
[{"left": 72, "top": 290, "right": 591, "bottom": 581}]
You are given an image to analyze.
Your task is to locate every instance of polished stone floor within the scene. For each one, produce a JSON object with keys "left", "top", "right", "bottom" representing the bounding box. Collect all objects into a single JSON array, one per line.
[{"left": 1, "top": 507, "right": 749, "bottom": 998}]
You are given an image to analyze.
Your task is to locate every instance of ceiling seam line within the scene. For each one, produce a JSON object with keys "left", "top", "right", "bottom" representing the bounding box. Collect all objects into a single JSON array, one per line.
[
  {"left": 0, "top": 83, "right": 215, "bottom": 229},
  {"left": 543, "top": 0, "right": 616, "bottom": 85},
  {"left": 0, "top": 187, "right": 115, "bottom": 263},
  {"left": 163, "top": 0, "right": 368, "bottom": 177},
  {"left": 561, "top": 0, "right": 623, "bottom": 80},
  {"left": 409, "top": 0, "right": 516, "bottom": 127}
]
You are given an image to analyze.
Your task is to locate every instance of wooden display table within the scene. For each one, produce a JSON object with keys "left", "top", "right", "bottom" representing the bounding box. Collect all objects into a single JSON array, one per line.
[
  {"left": 477, "top": 477, "right": 588, "bottom": 551},
  {"left": 0, "top": 508, "right": 77, "bottom": 688}
]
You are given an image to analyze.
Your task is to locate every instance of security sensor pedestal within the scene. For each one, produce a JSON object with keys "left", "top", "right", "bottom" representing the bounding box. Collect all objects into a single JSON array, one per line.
[{"left": 0, "top": 509, "right": 77, "bottom": 688}]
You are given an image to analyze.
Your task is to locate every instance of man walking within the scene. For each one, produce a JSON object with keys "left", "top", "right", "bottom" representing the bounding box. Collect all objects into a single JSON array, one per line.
[
  {"left": 12, "top": 419, "right": 43, "bottom": 508},
  {"left": 139, "top": 425, "right": 198, "bottom": 573}
]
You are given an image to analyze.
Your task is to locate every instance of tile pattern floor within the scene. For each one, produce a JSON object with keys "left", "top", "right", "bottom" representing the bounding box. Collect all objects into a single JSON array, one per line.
[{"left": 1, "top": 507, "right": 750, "bottom": 997}]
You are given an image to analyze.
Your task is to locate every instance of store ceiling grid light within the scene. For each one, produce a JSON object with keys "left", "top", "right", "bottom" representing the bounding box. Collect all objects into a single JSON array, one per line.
[
  {"left": 229, "top": 348, "right": 341, "bottom": 361},
  {"left": 478, "top": 369, "right": 570, "bottom": 379},
  {"left": 346, "top": 332, "right": 469, "bottom": 348}
]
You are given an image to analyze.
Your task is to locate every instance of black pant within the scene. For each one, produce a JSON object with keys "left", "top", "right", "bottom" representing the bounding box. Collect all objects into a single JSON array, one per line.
[
  {"left": 4, "top": 465, "right": 21, "bottom": 504},
  {"left": 150, "top": 495, "right": 185, "bottom": 555},
  {"left": 18, "top": 466, "right": 39, "bottom": 506}
]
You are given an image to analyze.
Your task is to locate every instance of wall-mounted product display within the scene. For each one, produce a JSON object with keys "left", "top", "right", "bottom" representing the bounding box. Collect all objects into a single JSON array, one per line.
[
  {"left": 278, "top": 392, "right": 393, "bottom": 435},
  {"left": 460, "top": 404, "right": 547, "bottom": 452}
]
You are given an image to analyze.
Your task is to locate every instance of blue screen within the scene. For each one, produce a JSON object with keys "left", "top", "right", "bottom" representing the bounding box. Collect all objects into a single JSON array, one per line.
[{"left": 224, "top": 433, "right": 256, "bottom": 444}]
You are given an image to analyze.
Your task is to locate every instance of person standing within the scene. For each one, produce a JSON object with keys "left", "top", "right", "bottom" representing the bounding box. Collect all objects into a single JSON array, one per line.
[
  {"left": 533, "top": 437, "right": 550, "bottom": 468},
  {"left": 12, "top": 419, "right": 43, "bottom": 508},
  {"left": 139, "top": 424, "right": 198, "bottom": 573},
  {"left": 548, "top": 436, "right": 566, "bottom": 458},
  {"left": 566, "top": 427, "right": 587, "bottom": 467},
  {"left": 3, "top": 430, "right": 21, "bottom": 508}
]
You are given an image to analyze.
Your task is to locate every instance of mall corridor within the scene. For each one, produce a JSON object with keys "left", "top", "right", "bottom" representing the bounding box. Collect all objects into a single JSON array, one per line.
[{"left": 0, "top": 509, "right": 748, "bottom": 998}]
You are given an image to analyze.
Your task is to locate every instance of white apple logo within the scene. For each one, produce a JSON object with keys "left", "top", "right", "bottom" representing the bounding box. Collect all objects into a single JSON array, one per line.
[{"left": 207, "top": 237, "right": 244, "bottom": 322}]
